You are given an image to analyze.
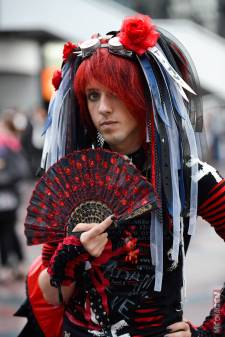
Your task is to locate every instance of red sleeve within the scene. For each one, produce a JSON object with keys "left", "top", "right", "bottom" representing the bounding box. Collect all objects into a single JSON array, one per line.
[
  {"left": 197, "top": 160, "right": 225, "bottom": 241},
  {"left": 194, "top": 161, "right": 225, "bottom": 335},
  {"left": 198, "top": 178, "right": 225, "bottom": 240},
  {"left": 190, "top": 286, "right": 225, "bottom": 336},
  {"left": 42, "top": 242, "right": 59, "bottom": 267}
]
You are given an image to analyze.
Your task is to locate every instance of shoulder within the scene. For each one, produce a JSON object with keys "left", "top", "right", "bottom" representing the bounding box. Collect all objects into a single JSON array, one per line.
[
  {"left": 187, "top": 158, "right": 223, "bottom": 185},
  {"left": 187, "top": 158, "right": 224, "bottom": 206}
]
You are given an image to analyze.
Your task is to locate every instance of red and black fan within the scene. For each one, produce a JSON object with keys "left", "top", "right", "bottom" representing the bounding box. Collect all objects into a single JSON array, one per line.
[{"left": 25, "top": 148, "right": 159, "bottom": 245}]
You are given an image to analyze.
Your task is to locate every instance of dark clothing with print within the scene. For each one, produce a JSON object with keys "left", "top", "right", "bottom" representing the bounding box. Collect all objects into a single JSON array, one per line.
[
  {"left": 40, "top": 151, "right": 225, "bottom": 337},
  {"left": 15, "top": 149, "right": 225, "bottom": 337}
]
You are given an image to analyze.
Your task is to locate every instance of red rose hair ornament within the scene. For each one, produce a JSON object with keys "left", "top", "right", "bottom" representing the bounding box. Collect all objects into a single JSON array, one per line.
[
  {"left": 52, "top": 69, "right": 62, "bottom": 90},
  {"left": 63, "top": 41, "right": 77, "bottom": 61},
  {"left": 118, "top": 14, "right": 160, "bottom": 55}
]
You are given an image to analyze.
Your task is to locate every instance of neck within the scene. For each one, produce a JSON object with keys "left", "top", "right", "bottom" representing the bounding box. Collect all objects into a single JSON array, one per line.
[{"left": 109, "top": 137, "right": 143, "bottom": 155}]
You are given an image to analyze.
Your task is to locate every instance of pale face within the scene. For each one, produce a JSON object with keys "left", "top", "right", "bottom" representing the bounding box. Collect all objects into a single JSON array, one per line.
[{"left": 86, "top": 81, "right": 143, "bottom": 154}]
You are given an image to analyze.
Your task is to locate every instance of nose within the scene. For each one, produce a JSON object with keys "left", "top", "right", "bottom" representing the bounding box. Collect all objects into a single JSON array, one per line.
[{"left": 98, "top": 94, "right": 113, "bottom": 115}]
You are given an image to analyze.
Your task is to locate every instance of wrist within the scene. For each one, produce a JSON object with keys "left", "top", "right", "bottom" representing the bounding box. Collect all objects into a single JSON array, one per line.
[
  {"left": 187, "top": 322, "right": 213, "bottom": 337},
  {"left": 47, "top": 235, "right": 89, "bottom": 287}
]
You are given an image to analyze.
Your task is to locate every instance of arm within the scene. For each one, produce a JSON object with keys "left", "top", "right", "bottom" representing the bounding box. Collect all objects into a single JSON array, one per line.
[
  {"left": 185, "top": 161, "right": 225, "bottom": 336},
  {"left": 38, "top": 235, "right": 89, "bottom": 306},
  {"left": 164, "top": 320, "right": 218, "bottom": 337},
  {"left": 38, "top": 240, "right": 77, "bottom": 305},
  {"left": 165, "top": 292, "right": 225, "bottom": 337},
  {"left": 197, "top": 161, "right": 225, "bottom": 240},
  {"left": 189, "top": 285, "right": 225, "bottom": 337},
  {"left": 38, "top": 216, "right": 113, "bottom": 306},
  {"left": 38, "top": 268, "right": 75, "bottom": 306}
]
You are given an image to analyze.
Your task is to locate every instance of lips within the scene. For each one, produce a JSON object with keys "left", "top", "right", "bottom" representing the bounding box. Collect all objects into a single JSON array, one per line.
[{"left": 100, "top": 121, "right": 118, "bottom": 127}]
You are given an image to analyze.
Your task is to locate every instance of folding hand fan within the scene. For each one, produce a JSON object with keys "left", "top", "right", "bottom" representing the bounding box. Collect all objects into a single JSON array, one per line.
[{"left": 25, "top": 148, "right": 158, "bottom": 245}]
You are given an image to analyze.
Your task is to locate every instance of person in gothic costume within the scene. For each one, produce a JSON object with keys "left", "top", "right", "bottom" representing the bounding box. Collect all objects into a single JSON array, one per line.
[{"left": 16, "top": 14, "right": 225, "bottom": 337}]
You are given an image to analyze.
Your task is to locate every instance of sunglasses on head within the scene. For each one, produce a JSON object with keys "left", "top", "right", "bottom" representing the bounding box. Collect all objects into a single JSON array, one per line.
[{"left": 74, "top": 35, "right": 135, "bottom": 60}]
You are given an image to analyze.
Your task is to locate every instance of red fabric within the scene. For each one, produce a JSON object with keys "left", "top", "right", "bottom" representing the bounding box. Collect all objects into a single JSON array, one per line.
[
  {"left": 90, "top": 241, "right": 116, "bottom": 314},
  {"left": 200, "top": 200, "right": 225, "bottom": 218},
  {"left": 136, "top": 308, "right": 158, "bottom": 314},
  {"left": 188, "top": 301, "right": 225, "bottom": 335},
  {"left": 203, "top": 177, "right": 225, "bottom": 195},
  {"left": 134, "top": 315, "right": 163, "bottom": 323},
  {"left": 196, "top": 179, "right": 225, "bottom": 335},
  {"left": 47, "top": 235, "right": 88, "bottom": 286},
  {"left": 63, "top": 235, "right": 82, "bottom": 246},
  {"left": 137, "top": 323, "right": 162, "bottom": 329},
  {"left": 27, "top": 256, "right": 64, "bottom": 337},
  {"left": 198, "top": 182, "right": 225, "bottom": 212},
  {"left": 200, "top": 299, "right": 225, "bottom": 334},
  {"left": 89, "top": 241, "right": 127, "bottom": 315},
  {"left": 42, "top": 242, "right": 58, "bottom": 267},
  {"left": 198, "top": 179, "right": 225, "bottom": 241}
]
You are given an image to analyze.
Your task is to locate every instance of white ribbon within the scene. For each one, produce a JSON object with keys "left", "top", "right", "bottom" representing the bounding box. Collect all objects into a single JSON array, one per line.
[{"left": 148, "top": 45, "right": 197, "bottom": 101}]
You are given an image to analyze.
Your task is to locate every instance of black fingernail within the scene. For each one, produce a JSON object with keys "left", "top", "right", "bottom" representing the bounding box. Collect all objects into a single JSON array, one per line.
[
  {"left": 111, "top": 215, "right": 115, "bottom": 221},
  {"left": 166, "top": 328, "right": 172, "bottom": 332}
]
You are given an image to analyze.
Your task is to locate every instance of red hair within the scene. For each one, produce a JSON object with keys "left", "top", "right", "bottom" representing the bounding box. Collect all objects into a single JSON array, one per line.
[{"left": 74, "top": 48, "right": 149, "bottom": 134}]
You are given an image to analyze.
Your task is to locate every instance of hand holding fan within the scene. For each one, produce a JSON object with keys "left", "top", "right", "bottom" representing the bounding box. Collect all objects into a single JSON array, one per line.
[{"left": 25, "top": 148, "right": 158, "bottom": 245}]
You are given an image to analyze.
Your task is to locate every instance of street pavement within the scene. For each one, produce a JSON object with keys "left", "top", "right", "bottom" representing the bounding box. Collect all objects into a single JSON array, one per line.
[{"left": 0, "top": 162, "right": 225, "bottom": 337}]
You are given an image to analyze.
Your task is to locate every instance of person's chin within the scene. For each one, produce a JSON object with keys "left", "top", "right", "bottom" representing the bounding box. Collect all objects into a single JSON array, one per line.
[{"left": 102, "top": 135, "right": 120, "bottom": 145}]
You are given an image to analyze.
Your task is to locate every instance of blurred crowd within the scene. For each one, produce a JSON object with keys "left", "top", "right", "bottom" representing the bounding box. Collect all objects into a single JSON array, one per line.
[
  {"left": 205, "top": 105, "right": 225, "bottom": 162},
  {"left": 0, "top": 106, "right": 47, "bottom": 283}
]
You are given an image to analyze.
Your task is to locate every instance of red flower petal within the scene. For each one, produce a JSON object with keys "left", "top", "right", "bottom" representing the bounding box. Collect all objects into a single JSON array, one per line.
[
  {"left": 63, "top": 41, "right": 77, "bottom": 61},
  {"left": 118, "top": 14, "right": 160, "bottom": 55},
  {"left": 52, "top": 69, "right": 62, "bottom": 90}
]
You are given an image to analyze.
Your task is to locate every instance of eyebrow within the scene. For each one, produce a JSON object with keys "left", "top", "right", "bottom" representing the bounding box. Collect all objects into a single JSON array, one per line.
[{"left": 85, "top": 88, "right": 99, "bottom": 92}]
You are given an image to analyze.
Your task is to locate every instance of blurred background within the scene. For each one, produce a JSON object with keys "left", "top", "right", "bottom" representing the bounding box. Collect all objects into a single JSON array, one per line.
[{"left": 0, "top": 0, "right": 225, "bottom": 336}]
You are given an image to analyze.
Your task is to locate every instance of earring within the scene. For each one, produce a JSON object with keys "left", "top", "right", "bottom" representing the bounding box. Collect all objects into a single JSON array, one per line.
[{"left": 97, "top": 131, "right": 104, "bottom": 148}]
